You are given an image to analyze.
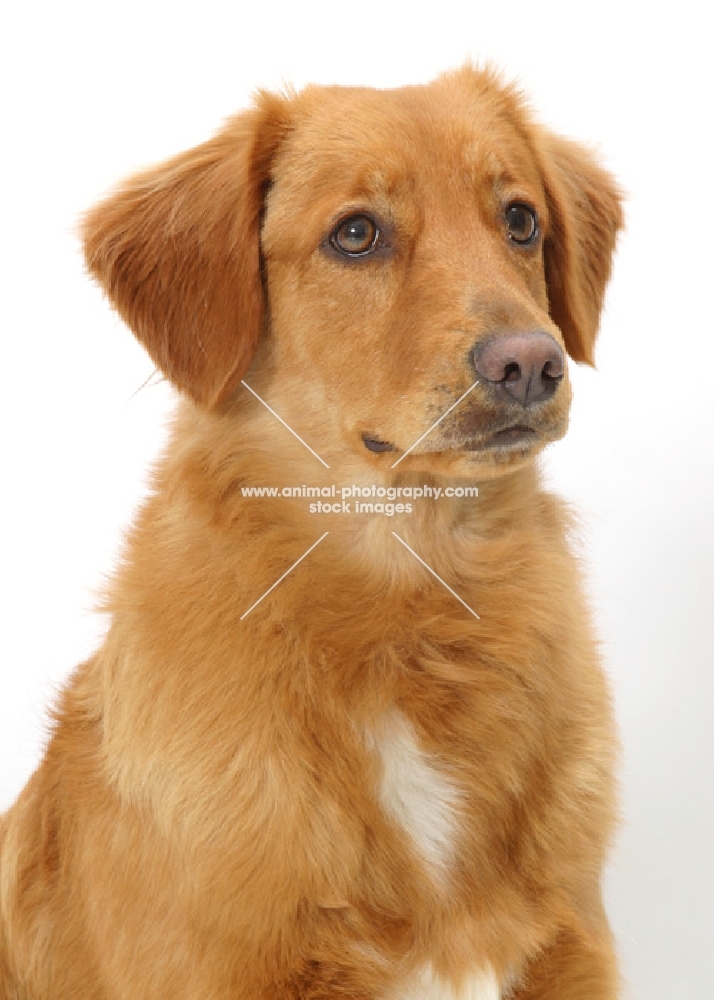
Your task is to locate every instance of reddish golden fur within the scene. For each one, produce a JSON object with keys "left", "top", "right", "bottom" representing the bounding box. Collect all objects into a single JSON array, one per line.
[{"left": 0, "top": 67, "right": 623, "bottom": 998}]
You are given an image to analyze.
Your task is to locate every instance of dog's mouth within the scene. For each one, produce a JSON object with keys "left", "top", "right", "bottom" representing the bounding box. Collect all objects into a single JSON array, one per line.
[
  {"left": 457, "top": 424, "right": 539, "bottom": 451},
  {"left": 362, "top": 423, "right": 544, "bottom": 456}
]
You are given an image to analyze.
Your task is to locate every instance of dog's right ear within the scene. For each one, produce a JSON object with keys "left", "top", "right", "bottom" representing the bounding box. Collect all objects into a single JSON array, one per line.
[{"left": 82, "top": 93, "right": 291, "bottom": 408}]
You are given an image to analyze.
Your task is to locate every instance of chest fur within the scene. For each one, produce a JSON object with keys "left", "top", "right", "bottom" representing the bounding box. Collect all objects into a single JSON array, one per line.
[{"left": 367, "top": 711, "right": 462, "bottom": 883}]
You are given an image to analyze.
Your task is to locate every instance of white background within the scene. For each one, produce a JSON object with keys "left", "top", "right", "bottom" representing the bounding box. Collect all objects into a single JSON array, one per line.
[{"left": 0, "top": 2, "right": 712, "bottom": 998}]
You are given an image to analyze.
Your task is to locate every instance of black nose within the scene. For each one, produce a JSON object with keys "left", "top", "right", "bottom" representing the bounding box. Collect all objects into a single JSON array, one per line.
[{"left": 472, "top": 332, "right": 565, "bottom": 406}]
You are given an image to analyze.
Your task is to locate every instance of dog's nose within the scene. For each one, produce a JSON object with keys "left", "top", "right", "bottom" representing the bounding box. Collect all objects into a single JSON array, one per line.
[{"left": 472, "top": 332, "right": 565, "bottom": 406}]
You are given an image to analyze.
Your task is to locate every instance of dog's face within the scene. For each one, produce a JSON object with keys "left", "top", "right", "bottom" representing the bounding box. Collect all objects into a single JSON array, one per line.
[{"left": 83, "top": 67, "right": 622, "bottom": 480}]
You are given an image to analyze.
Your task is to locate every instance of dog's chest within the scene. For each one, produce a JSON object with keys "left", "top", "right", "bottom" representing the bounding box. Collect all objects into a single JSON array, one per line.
[
  {"left": 387, "top": 963, "right": 501, "bottom": 1000},
  {"left": 366, "top": 711, "right": 461, "bottom": 881},
  {"left": 365, "top": 713, "right": 503, "bottom": 999}
]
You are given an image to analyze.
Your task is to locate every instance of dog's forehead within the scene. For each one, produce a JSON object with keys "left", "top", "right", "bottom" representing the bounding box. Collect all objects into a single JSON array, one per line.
[{"left": 272, "top": 75, "right": 542, "bottom": 203}]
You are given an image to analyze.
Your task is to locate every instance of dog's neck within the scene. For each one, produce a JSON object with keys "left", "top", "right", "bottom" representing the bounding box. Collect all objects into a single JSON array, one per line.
[{"left": 154, "top": 398, "right": 551, "bottom": 593}]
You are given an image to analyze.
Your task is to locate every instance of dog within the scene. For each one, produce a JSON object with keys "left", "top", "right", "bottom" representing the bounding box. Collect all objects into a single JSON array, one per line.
[{"left": 0, "top": 66, "right": 623, "bottom": 998}]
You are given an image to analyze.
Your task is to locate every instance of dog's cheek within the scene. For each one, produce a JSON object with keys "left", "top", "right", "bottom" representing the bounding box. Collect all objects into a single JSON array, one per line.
[{"left": 267, "top": 255, "right": 401, "bottom": 390}]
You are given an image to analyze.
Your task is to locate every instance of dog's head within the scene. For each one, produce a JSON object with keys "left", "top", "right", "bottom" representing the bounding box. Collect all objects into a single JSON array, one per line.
[{"left": 83, "top": 67, "right": 622, "bottom": 478}]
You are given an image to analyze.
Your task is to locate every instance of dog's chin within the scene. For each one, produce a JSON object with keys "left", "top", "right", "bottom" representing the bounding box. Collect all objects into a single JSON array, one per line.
[
  {"left": 424, "top": 437, "right": 545, "bottom": 478},
  {"left": 455, "top": 425, "right": 541, "bottom": 453},
  {"left": 363, "top": 424, "right": 561, "bottom": 476}
]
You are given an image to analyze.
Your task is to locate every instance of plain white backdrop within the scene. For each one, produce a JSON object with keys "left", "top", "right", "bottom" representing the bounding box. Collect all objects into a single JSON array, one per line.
[{"left": 1, "top": 2, "right": 712, "bottom": 997}]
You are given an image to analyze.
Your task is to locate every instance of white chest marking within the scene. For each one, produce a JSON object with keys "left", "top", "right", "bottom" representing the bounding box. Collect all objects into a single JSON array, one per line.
[
  {"left": 391, "top": 962, "right": 500, "bottom": 1000},
  {"left": 370, "top": 712, "right": 461, "bottom": 879}
]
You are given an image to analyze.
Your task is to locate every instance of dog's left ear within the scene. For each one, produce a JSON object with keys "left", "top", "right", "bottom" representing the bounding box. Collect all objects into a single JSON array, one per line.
[
  {"left": 82, "top": 92, "right": 291, "bottom": 407},
  {"left": 536, "top": 132, "right": 623, "bottom": 365}
]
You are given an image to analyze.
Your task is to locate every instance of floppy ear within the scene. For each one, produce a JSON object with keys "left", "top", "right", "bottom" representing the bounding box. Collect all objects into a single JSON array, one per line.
[
  {"left": 537, "top": 132, "right": 623, "bottom": 364},
  {"left": 82, "top": 92, "right": 291, "bottom": 407}
]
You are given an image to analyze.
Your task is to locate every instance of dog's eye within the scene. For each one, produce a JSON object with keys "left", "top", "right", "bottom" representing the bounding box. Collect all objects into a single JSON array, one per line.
[
  {"left": 330, "top": 215, "right": 379, "bottom": 256},
  {"left": 505, "top": 203, "right": 538, "bottom": 245}
]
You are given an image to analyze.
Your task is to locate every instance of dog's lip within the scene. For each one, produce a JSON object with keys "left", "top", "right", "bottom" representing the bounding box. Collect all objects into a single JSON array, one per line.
[
  {"left": 362, "top": 435, "right": 397, "bottom": 453},
  {"left": 458, "top": 425, "right": 539, "bottom": 451}
]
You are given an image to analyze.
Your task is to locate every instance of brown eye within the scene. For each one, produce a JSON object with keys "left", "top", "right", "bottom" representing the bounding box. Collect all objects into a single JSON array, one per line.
[
  {"left": 330, "top": 214, "right": 379, "bottom": 256},
  {"left": 505, "top": 203, "right": 538, "bottom": 245}
]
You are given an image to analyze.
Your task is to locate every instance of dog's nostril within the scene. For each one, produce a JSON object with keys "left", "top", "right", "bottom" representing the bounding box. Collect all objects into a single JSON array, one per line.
[{"left": 472, "top": 332, "right": 565, "bottom": 407}]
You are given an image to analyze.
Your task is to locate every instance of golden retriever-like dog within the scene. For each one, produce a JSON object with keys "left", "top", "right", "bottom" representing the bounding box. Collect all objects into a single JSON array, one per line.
[{"left": 0, "top": 66, "right": 623, "bottom": 998}]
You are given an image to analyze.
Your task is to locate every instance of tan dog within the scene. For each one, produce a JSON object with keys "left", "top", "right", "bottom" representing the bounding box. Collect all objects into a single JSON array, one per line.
[{"left": 0, "top": 66, "right": 623, "bottom": 998}]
